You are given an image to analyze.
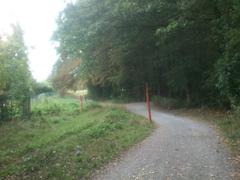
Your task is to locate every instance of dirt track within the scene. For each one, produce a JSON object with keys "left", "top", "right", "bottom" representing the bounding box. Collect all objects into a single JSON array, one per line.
[{"left": 92, "top": 103, "right": 234, "bottom": 180}]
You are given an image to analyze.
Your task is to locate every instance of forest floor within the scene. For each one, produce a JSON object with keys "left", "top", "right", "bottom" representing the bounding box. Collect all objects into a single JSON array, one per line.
[{"left": 92, "top": 103, "right": 238, "bottom": 180}]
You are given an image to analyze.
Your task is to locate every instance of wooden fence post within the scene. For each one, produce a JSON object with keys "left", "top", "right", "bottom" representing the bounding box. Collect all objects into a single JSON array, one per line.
[{"left": 80, "top": 95, "right": 83, "bottom": 111}]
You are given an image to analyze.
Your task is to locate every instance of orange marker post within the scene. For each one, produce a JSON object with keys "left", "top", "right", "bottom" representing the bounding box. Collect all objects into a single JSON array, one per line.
[{"left": 145, "top": 83, "right": 152, "bottom": 122}]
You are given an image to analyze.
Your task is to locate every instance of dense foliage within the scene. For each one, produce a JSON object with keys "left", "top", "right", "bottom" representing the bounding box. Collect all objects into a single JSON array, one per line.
[
  {"left": 51, "top": 58, "right": 81, "bottom": 95},
  {"left": 53, "top": 0, "right": 240, "bottom": 107},
  {"left": 32, "top": 81, "right": 54, "bottom": 96},
  {"left": 0, "top": 25, "right": 32, "bottom": 120}
]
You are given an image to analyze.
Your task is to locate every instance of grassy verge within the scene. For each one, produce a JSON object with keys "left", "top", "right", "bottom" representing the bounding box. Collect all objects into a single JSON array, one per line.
[{"left": 0, "top": 96, "right": 152, "bottom": 179}]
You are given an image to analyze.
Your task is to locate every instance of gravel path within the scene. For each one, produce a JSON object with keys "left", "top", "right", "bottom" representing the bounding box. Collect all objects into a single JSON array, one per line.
[{"left": 92, "top": 103, "right": 234, "bottom": 180}]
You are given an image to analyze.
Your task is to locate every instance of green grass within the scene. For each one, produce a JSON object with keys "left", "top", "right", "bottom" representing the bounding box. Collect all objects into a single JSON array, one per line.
[{"left": 0, "top": 97, "right": 152, "bottom": 179}]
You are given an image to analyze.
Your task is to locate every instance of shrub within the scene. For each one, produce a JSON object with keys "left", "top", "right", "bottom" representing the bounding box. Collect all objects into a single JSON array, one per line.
[{"left": 83, "top": 101, "right": 101, "bottom": 111}]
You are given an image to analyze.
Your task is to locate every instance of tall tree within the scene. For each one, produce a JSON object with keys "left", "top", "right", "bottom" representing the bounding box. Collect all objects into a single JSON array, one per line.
[
  {"left": 0, "top": 24, "right": 32, "bottom": 120},
  {"left": 53, "top": 0, "right": 240, "bottom": 107}
]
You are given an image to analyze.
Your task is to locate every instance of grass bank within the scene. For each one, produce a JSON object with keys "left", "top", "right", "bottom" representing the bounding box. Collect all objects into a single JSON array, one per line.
[{"left": 0, "top": 97, "right": 152, "bottom": 179}]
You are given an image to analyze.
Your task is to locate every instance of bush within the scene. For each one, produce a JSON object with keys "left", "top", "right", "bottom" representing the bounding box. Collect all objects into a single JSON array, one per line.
[
  {"left": 31, "top": 96, "right": 99, "bottom": 116},
  {"left": 83, "top": 101, "right": 101, "bottom": 111},
  {"left": 86, "top": 108, "right": 126, "bottom": 138}
]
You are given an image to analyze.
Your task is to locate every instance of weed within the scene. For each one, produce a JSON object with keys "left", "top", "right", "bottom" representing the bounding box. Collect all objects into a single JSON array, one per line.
[{"left": 0, "top": 97, "right": 152, "bottom": 179}]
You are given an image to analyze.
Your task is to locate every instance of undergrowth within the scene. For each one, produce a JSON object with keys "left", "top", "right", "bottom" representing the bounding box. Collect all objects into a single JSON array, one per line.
[{"left": 0, "top": 97, "right": 152, "bottom": 179}]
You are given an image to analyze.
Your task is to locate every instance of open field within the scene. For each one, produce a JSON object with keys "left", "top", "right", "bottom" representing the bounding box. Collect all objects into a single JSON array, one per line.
[{"left": 0, "top": 97, "right": 152, "bottom": 179}]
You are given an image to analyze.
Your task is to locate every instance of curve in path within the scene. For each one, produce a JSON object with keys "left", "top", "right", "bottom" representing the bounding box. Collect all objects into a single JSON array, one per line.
[{"left": 93, "top": 103, "right": 234, "bottom": 180}]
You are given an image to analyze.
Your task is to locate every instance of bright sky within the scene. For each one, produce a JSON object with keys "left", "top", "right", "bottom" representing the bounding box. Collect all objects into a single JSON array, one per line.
[{"left": 0, "top": 0, "right": 69, "bottom": 82}]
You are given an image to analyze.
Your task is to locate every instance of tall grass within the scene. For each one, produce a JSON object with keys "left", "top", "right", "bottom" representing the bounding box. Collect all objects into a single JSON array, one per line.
[{"left": 0, "top": 96, "right": 152, "bottom": 179}]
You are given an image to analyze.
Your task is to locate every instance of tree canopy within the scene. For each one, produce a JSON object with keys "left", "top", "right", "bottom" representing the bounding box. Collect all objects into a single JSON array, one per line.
[{"left": 52, "top": 0, "right": 240, "bottom": 107}]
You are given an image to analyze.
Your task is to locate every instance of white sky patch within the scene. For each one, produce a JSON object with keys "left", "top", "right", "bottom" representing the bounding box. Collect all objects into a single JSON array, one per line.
[{"left": 0, "top": 0, "right": 69, "bottom": 82}]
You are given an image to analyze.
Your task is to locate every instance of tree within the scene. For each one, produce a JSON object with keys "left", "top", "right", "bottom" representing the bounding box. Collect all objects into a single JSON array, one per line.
[
  {"left": 214, "top": 0, "right": 240, "bottom": 107},
  {"left": 52, "top": 0, "right": 240, "bottom": 107},
  {"left": 0, "top": 24, "right": 32, "bottom": 120}
]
